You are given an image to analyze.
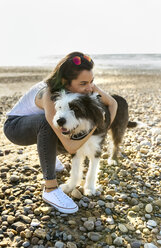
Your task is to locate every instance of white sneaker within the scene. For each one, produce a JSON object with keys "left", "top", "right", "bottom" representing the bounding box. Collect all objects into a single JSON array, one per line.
[
  {"left": 42, "top": 187, "right": 78, "bottom": 214},
  {"left": 55, "top": 157, "right": 64, "bottom": 172}
]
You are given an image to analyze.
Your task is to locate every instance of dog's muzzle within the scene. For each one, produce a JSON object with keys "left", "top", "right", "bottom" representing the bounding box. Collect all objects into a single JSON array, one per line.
[{"left": 56, "top": 118, "right": 70, "bottom": 135}]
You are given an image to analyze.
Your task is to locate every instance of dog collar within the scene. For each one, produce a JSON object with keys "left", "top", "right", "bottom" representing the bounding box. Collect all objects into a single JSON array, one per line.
[{"left": 70, "top": 129, "right": 92, "bottom": 140}]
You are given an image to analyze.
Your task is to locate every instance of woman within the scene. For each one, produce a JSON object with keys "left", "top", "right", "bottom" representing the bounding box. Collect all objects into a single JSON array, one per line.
[{"left": 3, "top": 52, "right": 118, "bottom": 214}]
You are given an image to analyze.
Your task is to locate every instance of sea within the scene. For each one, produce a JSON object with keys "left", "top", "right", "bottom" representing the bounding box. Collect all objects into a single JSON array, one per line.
[{"left": 2, "top": 54, "right": 161, "bottom": 74}]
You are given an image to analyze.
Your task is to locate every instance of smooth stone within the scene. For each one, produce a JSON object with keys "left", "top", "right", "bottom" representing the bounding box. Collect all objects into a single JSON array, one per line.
[
  {"left": 22, "top": 241, "right": 30, "bottom": 247},
  {"left": 7, "top": 215, "right": 16, "bottom": 224},
  {"left": 30, "top": 220, "right": 40, "bottom": 227},
  {"left": 105, "top": 195, "right": 113, "bottom": 200},
  {"left": 106, "top": 234, "right": 112, "bottom": 245},
  {"left": 130, "top": 241, "right": 142, "bottom": 248},
  {"left": 87, "top": 232, "right": 102, "bottom": 241},
  {"left": 143, "top": 228, "right": 151, "bottom": 235},
  {"left": 145, "top": 204, "right": 153, "bottom": 213},
  {"left": 71, "top": 189, "right": 82, "bottom": 199},
  {"left": 145, "top": 214, "right": 151, "bottom": 219},
  {"left": 20, "top": 215, "right": 31, "bottom": 223},
  {"left": 145, "top": 183, "right": 151, "bottom": 188},
  {"left": 31, "top": 237, "right": 39, "bottom": 245},
  {"left": 131, "top": 193, "right": 139, "bottom": 198},
  {"left": 147, "top": 220, "right": 157, "bottom": 227},
  {"left": 105, "top": 202, "right": 114, "bottom": 208},
  {"left": 105, "top": 208, "right": 112, "bottom": 215},
  {"left": 66, "top": 242, "right": 77, "bottom": 248},
  {"left": 25, "top": 229, "right": 32, "bottom": 238},
  {"left": 154, "top": 199, "right": 161, "bottom": 207},
  {"left": 128, "top": 211, "right": 137, "bottom": 217},
  {"left": 55, "top": 241, "right": 65, "bottom": 248},
  {"left": 118, "top": 224, "right": 128, "bottom": 233},
  {"left": 10, "top": 175, "right": 20, "bottom": 182},
  {"left": 24, "top": 199, "right": 33, "bottom": 204},
  {"left": 34, "top": 229, "right": 47, "bottom": 239},
  {"left": 11, "top": 221, "right": 26, "bottom": 232},
  {"left": 41, "top": 215, "right": 50, "bottom": 221},
  {"left": 132, "top": 206, "right": 140, "bottom": 212},
  {"left": 84, "top": 220, "right": 94, "bottom": 231},
  {"left": 40, "top": 206, "right": 52, "bottom": 214},
  {"left": 144, "top": 243, "right": 158, "bottom": 248},
  {"left": 97, "top": 200, "right": 105, "bottom": 206},
  {"left": 113, "top": 237, "right": 123, "bottom": 246},
  {"left": 106, "top": 216, "right": 114, "bottom": 225}
]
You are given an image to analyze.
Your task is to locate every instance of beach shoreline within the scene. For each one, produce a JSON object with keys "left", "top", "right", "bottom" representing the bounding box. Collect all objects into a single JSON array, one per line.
[{"left": 0, "top": 66, "right": 161, "bottom": 97}]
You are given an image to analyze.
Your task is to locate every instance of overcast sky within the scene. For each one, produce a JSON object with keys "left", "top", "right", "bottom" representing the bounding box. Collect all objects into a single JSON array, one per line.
[{"left": 1, "top": 0, "right": 161, "bottom": 65}]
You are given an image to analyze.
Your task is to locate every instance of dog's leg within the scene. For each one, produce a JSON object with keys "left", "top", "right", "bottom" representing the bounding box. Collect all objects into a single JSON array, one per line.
[
  {"left": 108, "top": 128, "right": 126, "bottom": 165},
  {"left": 60, "top": 154, "right": 84, "bottom": 193},
  {"left": 84, "top": 156, "right": 100, "bottom": 196}
]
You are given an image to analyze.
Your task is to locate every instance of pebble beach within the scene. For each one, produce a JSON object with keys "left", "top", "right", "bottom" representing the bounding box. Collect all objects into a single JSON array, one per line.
[{"left": 0, "top": 66, "right": 161, "bottom": 248}]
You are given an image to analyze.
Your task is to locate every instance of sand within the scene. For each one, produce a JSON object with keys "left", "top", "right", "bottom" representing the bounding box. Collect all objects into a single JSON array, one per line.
[{"left": 0, "top": 66, "right": 161, "bottom": 247}]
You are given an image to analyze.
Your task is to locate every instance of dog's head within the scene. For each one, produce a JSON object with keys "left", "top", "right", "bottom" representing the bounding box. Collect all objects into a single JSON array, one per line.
[{"left": 52, "top": 90, "right": 107, "bottom": 137}]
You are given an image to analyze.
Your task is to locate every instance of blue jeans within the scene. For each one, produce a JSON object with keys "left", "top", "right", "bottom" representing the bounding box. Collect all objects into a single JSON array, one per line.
[{"left": 3, "top": 114, "right": 59, "bottom": 180}]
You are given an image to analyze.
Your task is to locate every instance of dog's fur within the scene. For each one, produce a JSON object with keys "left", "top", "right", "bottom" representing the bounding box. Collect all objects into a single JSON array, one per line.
[{"left": 52, "top": 91, "right": 137, "bottom": 196}]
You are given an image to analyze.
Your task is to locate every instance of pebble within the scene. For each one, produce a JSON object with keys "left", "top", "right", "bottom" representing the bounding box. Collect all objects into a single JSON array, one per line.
[
  {"left": 87, "top": 232, "right": 102, "bottom": 241},
  {"left": 83, "top": 220, "right": 94, "bottom": 231},
  {"left": 147, "top": 220, "right": 157, "bottom": 227},
  {"left": 34, "top": 229, "right": 47, "bottom": 239},
  {"left": 105, "top": 208, "right": 112, "bottom": 215},
  {"left": 24, "top": 199, "right": 33, "bottom": 204},
  {"left": 97, "top": 200, "right": 105, "bottom": 206},
  {"left": 20, "top": 214, "right": 31, "bottom": 223},
  {"left": 55, "top": 241, "right": 65, "bottom": 248},
  {"left": 30, "top": 220, "right": 40, "bottom": 227},
  {"left": 113, "top": 237, "right": 123, "bottom": 246},
  {"left": 67, "top": 242, "right": 77, "bottom": 248},
  {"left": 118, "top": 223, "right": 128, "bottom": 233},
  {"left": 131, "top": 241, "right": 142, "bottom": 248},
  {"left": 145, "top": 204, "right": 153, "bottom": 213},
  {"left": 11, "top": 221, "right": 26, "bottom": 232},
  {"left": 106, "top": 216, "right": 114, "bottom": 225},
  {"left": 144, "top": 243, "right": 158, "bottom": 248},
  {"left": 71, "top": 188, "right": 82, "bottom": 199},
  {"left": 154, "top": 199, "right": 161, "bottom": 207},
  {"left": 40, "top": 206, "right": 52, "bottom": 214},
  {"left": 9, "top": 175, "right": 20, "bottom": 183},
  {"left": 106, "top": 234, "right": 112, "bottom": 245},
  {"left": 22, "top": 241, "right": 30, "bottom": 247}
]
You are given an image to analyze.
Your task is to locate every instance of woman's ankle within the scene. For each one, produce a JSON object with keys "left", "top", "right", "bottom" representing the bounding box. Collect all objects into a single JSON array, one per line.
[{"left": 45, "top": 179, "right": 58, "bottom": 192}]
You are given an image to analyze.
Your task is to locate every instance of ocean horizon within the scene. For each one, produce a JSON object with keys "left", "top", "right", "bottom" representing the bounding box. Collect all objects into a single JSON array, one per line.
[{"left": 2, "top": 54, "right": 161, "bottom": 73}]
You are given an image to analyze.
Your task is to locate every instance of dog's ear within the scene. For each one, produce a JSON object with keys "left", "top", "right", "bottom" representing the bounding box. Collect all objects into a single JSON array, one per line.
[{"left": 50, "top": 91, "right": 60, "bottom": 102}]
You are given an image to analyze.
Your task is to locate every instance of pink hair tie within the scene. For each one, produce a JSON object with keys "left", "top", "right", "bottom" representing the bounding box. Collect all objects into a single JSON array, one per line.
[{"left": 73, "top": 56, "right": 81, "bottom": 65}]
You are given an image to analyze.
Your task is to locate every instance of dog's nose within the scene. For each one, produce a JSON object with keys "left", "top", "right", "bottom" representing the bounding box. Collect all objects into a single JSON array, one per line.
[{"left": 57, "top": 117, "right": 66, "bottom": 126}]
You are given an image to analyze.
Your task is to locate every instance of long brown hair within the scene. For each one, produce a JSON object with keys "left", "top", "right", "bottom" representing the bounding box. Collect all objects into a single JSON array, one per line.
[{"left": 45, "top": 52, "right": 94, "bottom": 93}]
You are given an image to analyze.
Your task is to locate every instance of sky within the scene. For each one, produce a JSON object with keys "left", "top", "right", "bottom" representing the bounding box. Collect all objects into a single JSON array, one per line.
[{"left": 1, "top": 0, "right": 161, "bottom": 65}]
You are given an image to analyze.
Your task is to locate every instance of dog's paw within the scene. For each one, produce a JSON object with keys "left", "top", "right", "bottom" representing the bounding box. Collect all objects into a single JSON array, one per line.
[
  {"left": 84, "top": 187, "right": 97, "bottom": 196},
  {"left": 108, "top": 157, "right": 118, "bottom": 166},
  {"left": 60, "top": 182, "right": 75, "bottom": 193}
]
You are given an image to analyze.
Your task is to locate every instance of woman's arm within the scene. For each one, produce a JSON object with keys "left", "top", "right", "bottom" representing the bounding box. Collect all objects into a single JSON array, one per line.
[
  {"left": 42, "top": 89, "right": 96, "bottom": 154},
  {"left": 92, "top": 84, "right": 118, "bottom": 125}
]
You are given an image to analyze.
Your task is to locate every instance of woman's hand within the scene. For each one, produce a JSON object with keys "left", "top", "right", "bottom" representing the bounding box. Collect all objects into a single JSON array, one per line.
[{"left": 92, "top": 84, "right": 118, "bottom": 125}]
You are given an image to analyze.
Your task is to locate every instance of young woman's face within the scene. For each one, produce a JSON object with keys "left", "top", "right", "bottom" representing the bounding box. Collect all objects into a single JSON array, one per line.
[{"left": 66, "top": 70, "right": 94, "bottom": 94}]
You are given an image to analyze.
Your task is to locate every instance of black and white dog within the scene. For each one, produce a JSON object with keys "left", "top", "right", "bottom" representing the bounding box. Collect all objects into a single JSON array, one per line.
[{"left": 52, "top": 91, "right": 137, "bottom": 196}]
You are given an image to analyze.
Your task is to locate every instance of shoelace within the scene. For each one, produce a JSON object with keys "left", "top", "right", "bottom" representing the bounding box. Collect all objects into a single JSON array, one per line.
[{"left": 50, "top": 188, "right": 73, "bottom": 207}]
